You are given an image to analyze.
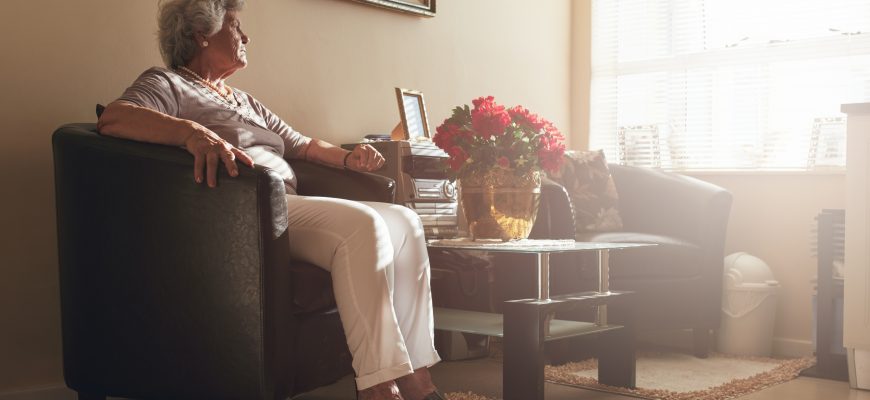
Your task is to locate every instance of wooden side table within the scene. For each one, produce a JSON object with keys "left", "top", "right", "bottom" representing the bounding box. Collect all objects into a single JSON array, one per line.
[{"left": 428, "top": 239, "right": 652, "bottom": 400}]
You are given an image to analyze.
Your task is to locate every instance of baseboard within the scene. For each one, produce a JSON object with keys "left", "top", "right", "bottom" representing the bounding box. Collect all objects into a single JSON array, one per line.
[
  {"left": 772, "top": 337, "right": 814, "bottom": 358},
  {"left": 0, "top": 385, "right": 75, "bottom": 400}
]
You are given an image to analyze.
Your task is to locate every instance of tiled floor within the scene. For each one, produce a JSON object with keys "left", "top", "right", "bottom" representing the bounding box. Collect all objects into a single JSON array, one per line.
[{"left": 293, "top": 357, "right": 870, "bottom": 400}]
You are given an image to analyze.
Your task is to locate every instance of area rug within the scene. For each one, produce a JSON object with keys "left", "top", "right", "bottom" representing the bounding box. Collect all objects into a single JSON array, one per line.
[
  {"left": 444, "top": 392, "right": 495, "bottom": 400},
  {"left": 545, "top": 351, "right": 816, "bottom": 400}
]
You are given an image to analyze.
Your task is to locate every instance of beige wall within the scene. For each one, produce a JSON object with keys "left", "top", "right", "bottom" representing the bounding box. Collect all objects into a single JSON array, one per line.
[
  {"left": 570, "top": 0, "right": 591, "bottom": 151},
  {"left": 238, "top": 0, "right": 573, "bottom": 147},
  {"left": 0, "top": 0, "right": 571, "bottom": 392}
]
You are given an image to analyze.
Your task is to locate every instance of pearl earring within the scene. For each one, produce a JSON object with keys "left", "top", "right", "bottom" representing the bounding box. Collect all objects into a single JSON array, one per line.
[{"left": 202, "top": 41, "right": 209, "bottom": 47}]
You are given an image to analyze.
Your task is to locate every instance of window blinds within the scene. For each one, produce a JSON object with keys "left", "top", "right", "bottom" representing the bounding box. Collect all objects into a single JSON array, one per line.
[{"left": 589, "top": 0, "right": 870, "bottom": 170}]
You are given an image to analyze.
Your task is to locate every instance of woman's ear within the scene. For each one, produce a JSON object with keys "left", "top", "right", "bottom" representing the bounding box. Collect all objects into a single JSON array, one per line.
[{"left": 194, "top": 32, "right": 209, "bottom": 48}]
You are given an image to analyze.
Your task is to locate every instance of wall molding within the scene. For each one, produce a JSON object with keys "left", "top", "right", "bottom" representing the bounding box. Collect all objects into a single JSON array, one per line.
[{"left": 773, "top": 337, "right": 815, "bottom": 358}]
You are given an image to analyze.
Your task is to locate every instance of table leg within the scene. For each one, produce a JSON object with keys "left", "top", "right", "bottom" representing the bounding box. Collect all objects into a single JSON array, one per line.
[
  {"left": 537, "top": 252, "right": 550, "bottom": 301},
  {"left": 503, "top": 301, "right": 546, "bottom": 400},
  {"left": 598, "top": 325, "right": 636, "bottom": 388},
  {"left": 537, "top": 252, "right": 554, "bottom": 336},
  {"left": 596, "top": 249, "right": 610, "bottom": 326}
]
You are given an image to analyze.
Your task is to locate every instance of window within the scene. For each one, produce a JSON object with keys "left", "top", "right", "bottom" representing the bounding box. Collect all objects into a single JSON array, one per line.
[{"left": 589, "top": 0, "right": 870, "bottom": 170}]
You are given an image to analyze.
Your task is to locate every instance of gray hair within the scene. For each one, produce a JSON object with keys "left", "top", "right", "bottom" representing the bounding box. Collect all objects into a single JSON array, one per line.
[{"left": 157, "top": 0, "right": 246, "bottom": 68}]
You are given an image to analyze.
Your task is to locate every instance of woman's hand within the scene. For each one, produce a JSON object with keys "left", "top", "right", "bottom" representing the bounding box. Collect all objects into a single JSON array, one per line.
[
  {"left": 184, "top": 128, "right": 255, "bottom": 188},
  {"left": 345, "top": 144, "right": 385, "bottom": 172},
  {"left": 98, "top": 101, "right": 254, "bottom": 188}
]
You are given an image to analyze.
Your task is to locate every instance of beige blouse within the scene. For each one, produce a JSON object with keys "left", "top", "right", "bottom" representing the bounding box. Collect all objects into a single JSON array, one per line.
[{"left": 118, "top": 67, "right": 312, "bottom": 193}]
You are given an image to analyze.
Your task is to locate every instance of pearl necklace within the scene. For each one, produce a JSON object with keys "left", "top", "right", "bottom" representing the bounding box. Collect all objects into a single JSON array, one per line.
[{"left": 177, "top": 66, "right": 238, "bottom": 106}]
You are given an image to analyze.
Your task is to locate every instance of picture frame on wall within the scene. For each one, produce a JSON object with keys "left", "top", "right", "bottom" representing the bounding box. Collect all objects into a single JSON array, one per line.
[
  {"left": 348, "top": 0, "right": 436, "bottom": 17},
  {"left": 394, "top": 88, "right": 431, "bottom": 141}
]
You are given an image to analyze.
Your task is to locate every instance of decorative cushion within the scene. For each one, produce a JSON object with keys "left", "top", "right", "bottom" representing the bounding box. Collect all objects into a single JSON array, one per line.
[{"left": 547, "top": 150, "right": 623, "bottom": 232}]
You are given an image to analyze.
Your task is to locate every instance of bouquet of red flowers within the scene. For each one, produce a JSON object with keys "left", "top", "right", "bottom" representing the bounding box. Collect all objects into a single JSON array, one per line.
[{"left": 432, "top": 96, "right": 566, "bottom": 180}]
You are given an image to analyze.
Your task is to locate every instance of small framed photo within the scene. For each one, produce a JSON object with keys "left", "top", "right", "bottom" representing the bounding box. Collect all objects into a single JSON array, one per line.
[
  {"left": 395, "top": 87, "right": 431, "bottom": 141},
  {"left": 349, "top": 0, "right": 436, "bottom": 17}
]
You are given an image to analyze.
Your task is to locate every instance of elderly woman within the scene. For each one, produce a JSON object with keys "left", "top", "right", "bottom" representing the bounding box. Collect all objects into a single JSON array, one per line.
[{"left": 96, "top": 1, "right": 444, "bottom": 399}]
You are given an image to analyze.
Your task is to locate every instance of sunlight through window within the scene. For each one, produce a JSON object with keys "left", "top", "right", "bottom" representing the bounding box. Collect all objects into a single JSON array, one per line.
[{"left": 590, "top": 0, "right": 870, "bottom": 170}]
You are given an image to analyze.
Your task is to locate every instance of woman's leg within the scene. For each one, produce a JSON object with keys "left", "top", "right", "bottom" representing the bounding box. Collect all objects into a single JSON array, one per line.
[
  {"left": 284, "top": 195, "right": 413, "bottom": 391},
  {"left": 360, "top": 202, "right": 441, "bottom": 400},
  {"left": 361, "top": 202, "right": 441, "bottom": 370}
]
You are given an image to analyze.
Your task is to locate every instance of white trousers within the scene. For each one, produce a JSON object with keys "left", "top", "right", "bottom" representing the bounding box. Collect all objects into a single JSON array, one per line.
[{"left": 284, "top": 195, "right": 441, "bottom": 390}]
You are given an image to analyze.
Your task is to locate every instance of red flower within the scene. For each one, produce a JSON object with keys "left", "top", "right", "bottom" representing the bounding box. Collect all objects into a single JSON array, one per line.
[
  {"left": 534, "top": 122, "right": 566, "bottom": 174},
  {"left": 538, "top": 146, "right": 564, "bottom": 174},
  {"left": 537, "top": 133, "right": 566, "bottom": 174},
  {"left": 434, "top": 96, "right": 566, "bottom": 179},
  {"left": 446, "top": 146, "right": 469, "bottom": 171},
  {"left": 470, "top": 96, "right": 511, "bottom": 139},
  {"left": 508, "top": 106, "right": 546, "bottom": 132},
  {"left": 433, "top": 122, "right": 474, "bottom": 152}
]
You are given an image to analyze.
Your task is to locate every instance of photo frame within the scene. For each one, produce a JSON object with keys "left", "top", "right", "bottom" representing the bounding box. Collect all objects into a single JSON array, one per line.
[
  {"left": 394, "top": 87, "right": 431, "bottom": 141},
  {"left": 349, "top": 0, "right": 436, "bottom": 17}
]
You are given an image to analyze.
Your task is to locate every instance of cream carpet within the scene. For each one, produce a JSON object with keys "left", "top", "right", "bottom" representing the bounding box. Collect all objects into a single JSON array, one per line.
[
  {"left": 444, "top": 392, "right": 496, "bottom": 400},
  {"left": 442, "top": 350, "right": 815, "bottom": 400},
  {"left": 545, "top": 351, "right": 816, "bottom": 400}
]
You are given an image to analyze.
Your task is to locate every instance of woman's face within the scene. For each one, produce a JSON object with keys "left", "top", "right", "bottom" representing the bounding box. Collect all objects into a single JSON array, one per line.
[{"left": 204, "top": 10, "right": 249, "bottom": 76}]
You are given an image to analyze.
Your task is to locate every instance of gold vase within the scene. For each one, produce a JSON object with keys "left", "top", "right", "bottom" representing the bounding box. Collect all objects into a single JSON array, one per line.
[{"left": 459, "top": 169, "right": 542, "bottom": 241}]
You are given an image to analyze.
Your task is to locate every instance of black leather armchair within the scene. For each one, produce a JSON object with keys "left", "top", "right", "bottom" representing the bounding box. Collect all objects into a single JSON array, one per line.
[
  {"left": 52, "top": 124, "right": 395, "bottom": 399},
  {"left": 495, "top": 165, "right": 732, "bottom": 357}
]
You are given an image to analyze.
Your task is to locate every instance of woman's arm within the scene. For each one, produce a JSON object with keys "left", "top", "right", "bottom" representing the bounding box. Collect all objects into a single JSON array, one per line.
[
  {"left": 304, "top": 139, "right": 384, "bottom": 172},
  {"left": 97, "top": 101, "right": 254, "bottom": 188},
  {"left": 98, "top": 100, "right": 197, "bottom": 146},
  {"left": 243, "top": 94, "right": 383, "bottom": 172}
]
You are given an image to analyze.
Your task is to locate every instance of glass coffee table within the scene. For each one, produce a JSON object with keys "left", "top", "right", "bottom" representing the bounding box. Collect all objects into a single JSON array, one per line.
[{"left": 427, "top": 239, "right": 652, "bottom": 400}]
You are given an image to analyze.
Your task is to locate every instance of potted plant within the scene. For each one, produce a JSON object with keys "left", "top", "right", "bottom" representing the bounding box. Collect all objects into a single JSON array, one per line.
[{"left": 433, "top": 96, "right": 566, "bottom": 240}]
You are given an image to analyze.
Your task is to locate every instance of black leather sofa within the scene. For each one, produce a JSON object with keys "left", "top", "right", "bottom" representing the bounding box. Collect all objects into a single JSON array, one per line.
[
  {"left": 495, "top": 164, "right": 733, "bottom": 357},
  {"left": 53, "top": 124, "right": 394, "bottom": 399}
]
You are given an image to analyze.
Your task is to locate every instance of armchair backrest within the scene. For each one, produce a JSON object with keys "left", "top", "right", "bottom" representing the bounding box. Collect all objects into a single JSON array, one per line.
[{"left": 609, "top": 164, "right": 732, "bottom": 245}]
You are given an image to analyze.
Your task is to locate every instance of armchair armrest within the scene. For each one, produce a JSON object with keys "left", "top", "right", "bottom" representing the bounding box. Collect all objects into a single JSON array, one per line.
[{"left": 288, "top": 159, "right": 395, "bottom": 203}]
